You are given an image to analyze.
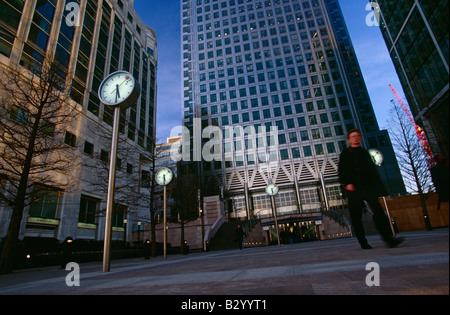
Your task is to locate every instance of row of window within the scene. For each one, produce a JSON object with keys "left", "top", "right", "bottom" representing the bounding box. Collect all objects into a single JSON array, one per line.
[
  {"left": 189, "top": 0, "right": 323, "bottom": 23},
  {"left": 197, "top": 78, "right": 337, "bottom": 101},
  {"left": 197, "top": 66, "right": 335, "bottom": 93},
  {"left": 29, "top": 189, "right": 125, "bottom": 228},
  {"left": 203, "top": 140, "right": 344, "bottom": 169},
  {"left": 231, "top": 184, "right": 341, "bottom": 213},
  {"left": 199, "top": 91, "right": 330, "bottom": 107},
  {"left": 202, "top": 99, "right": 335, "bottom": 114},
  {"left": 202, "top": 123, "right": 344, "bottom": 144},
  {"left": 197, "top": 44, "right": 332, "bottom": 70},
  {"left": 201, "top": 111, "right": 343, "bottom": 130},
  {"left": 193, "top": 0, "right": 320, "bottom": 12},
  {"left": 201, "top": 120, "right": 344, "bottom": 144},
  {"left": 198, "top": 78, "right": 342, "bottom": 99},
  {"left": 191, "top": 34, "right": 331, "bottom": 69},
  {"left": 193, "top": 14, "right": 325, "bottom": 41}
]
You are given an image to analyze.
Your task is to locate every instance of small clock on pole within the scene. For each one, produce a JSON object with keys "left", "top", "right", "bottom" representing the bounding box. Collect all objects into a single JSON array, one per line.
[
  {"left": 156, "top": 167, "right": 173, "bottom": 259},
  {"left": 156, "top": 167, "right": 173, "bottom": 186},
  {"left": 266, "top": 183, "right": 281, "bottom": 247},
  {"left": 368, "top": 149, "right": 384, "bottom": 166},
  {"left": 265, "top": 183, "right": 279, "bottom": 196}
]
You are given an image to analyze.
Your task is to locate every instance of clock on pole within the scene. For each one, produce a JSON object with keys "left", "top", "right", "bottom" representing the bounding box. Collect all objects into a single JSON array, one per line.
[
  {"left": 156, "top": 167, "right": 173, "bottom": 259},
  {"left": 156, "top": 167, "right": 173, "bottom": 186},
  {"left": 100, "top": 71, "right": 140, "bottom": 272},
  {"left": 265, "top": 183, "right": 279, "bottom": 196},
  {"left": 265, "top": 183, "right": 281, "bottom": 246},
  {"left": 368, "top": 149, "right": 384, "bottom": 166},
  {"left": 99, "top": 71, "right": 141, "bottom": 109}
]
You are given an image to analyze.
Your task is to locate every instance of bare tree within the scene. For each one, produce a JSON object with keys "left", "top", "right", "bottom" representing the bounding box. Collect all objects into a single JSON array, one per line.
[
  {"left": 387, "top": 99, "right": 433, "bottom": 230},
  {"left": 0, "top": 61, "right": 78, "bottom": 274},
  {"left": 134, "top": 136, "right": 162, "bottom": 257},
  {"left": 80, "top": 118, "right": 145, "bottom": 225},
  {"left": 172, "top": 171, "right": 200, "bottom": 254}
]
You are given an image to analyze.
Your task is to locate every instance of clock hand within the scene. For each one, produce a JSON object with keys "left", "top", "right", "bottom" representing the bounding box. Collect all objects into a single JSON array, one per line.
[
  {"left": 111, "top": 76, "right": 131, "bottom": 95},
  {"left": 115, "top": 84, "right": 120, "bottom": 102}
]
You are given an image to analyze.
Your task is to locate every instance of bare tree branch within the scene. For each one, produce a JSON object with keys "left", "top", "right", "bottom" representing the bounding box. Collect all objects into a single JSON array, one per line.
[
  {"left": 0, "top": 61, "right": 79, "bottom": 273},
  {"left": 387, "top": 99, "right": 433, "bottom": 230}
]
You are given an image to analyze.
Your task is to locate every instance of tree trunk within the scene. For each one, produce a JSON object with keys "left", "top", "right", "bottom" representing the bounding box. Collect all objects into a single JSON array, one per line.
[{"left": 0, "top": 99, "right": 44, "bottom": 274}]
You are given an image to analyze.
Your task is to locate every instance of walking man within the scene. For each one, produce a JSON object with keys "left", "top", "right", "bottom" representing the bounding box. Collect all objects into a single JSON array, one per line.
[
  {"left": 338, "top": 129, "right": 404, "bottom": 249},
  {"left": 235, "top": 224, "right": 244, "bottom": 250}
]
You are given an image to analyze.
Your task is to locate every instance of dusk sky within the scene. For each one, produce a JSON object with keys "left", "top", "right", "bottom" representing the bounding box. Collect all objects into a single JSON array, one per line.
[{"left": 132, "top": 0, "right": 407, "bottom": 142}]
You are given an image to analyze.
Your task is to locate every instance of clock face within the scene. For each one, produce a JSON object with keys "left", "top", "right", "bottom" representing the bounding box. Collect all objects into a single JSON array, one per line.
[
  {"left": 369, "top": 149, "right": 384, "bottom": 166},
  {"left": 99, "top": 71, "right": 140, "bottom": 108},
  {"left": 156, "top": 168, "right": 173, "bottom": 186},
  {"left": 266, "top": 183, "right": 279, "bottom": 196}
]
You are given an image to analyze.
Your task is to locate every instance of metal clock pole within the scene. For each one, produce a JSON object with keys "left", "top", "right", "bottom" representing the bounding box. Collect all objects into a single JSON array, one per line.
[
  {"left": 99, "top": 71, "right": 140, "bottom": 273},
  {"left": 103, "top": 106, "right": 120, "bottom": 273},
  {"left": 163, "top": 184, "right": 167, "bottom": 259},
  {"left": 271, "top": 195, "right": 281, "bottom": 247},
  {"left": 266, "top": 184, "right": 281, "bottom": 247},
  {"left": 156, "top": 167, "right": 172, "bottom": 260}
]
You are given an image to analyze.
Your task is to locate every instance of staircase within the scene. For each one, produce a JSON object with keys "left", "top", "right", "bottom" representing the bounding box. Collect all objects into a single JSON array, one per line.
[
  {"left": 322, "top": 209, "right": 351, "bottom": 228},
  {"left": 321, "top": 210, "right": 353, "bottom": 240},
  {"left": 207, "top": 221, "right": 240, "bottom": 251},
  {"left": 243, "top": 223, "right": 266, "bottom": 248},
  {"left": 208, "top": 211, "right": 353, "bottom": 250}
]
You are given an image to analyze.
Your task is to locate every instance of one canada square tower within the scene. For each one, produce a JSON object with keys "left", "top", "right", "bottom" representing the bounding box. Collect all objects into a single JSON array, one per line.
[{"left": 180, "top": 0, "right": 406, "bottom": 223}]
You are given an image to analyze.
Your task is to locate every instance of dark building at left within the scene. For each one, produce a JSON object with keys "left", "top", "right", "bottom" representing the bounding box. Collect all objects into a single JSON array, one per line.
[{"left": 0, "top": 0, "right": 158, "bottom": 243}]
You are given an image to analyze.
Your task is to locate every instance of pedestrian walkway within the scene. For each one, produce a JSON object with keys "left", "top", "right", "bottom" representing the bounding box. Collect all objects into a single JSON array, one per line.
[{"left": 0, "top": 229, "right": 448, "bottom": 297}]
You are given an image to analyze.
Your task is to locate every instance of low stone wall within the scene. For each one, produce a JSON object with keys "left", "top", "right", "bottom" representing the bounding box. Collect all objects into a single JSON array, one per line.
[
  {"left": 381, "top": 193, "right": 449, "bottom": 232},
  {"left": 134, "top": 196, "right": 225, "bottom": 250}
]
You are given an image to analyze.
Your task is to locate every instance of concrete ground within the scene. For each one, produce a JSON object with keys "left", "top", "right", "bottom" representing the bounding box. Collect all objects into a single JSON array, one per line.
[{"left": 0, "top": 228, "right": 448, "bottom": 300}]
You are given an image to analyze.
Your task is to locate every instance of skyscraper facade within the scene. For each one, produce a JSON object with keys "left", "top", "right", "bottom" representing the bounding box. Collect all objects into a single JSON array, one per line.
[
  {"left": 181, "top": 0, "right": 405, "bottom": 225},
  {"left": 0, "top": 0, "right": 157, "bottom": 242},
  {"left": 372, "top": 0, "right": 449, "bottom": 156}
]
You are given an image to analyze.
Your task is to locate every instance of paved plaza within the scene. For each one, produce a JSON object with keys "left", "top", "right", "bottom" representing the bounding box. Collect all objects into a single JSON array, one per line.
[{"left": 0, "top": 228, "right": 448, "bottom": 300}]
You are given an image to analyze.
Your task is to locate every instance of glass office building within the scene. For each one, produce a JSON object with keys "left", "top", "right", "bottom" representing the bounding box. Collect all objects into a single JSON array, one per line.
[
  {"left": 0, "top": 0, "right": 157, "bottom": 242},
  {"left": 181, "top": 0, "right": 405, "bottom": 222},
  {"left": 372, "top": 0, "right": 449, "bottom": 156}
]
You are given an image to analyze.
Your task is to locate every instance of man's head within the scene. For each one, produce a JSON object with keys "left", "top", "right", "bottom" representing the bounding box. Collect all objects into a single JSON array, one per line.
[{"left": 347, "top": 129, "right": 362, "bottom": 148}]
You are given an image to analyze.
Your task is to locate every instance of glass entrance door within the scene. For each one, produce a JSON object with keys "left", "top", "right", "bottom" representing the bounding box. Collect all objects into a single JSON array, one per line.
[{"left": 267, "top": 221, "right": 319, "bottom": 245}]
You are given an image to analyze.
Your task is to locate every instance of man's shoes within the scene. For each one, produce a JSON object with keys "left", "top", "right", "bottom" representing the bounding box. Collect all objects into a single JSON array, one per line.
[
  {"left": 386, "top": 237, "right": 404, "bottom": 248},
  {"left": 361, "top": 243, "right": 373, "bottom": 249}
]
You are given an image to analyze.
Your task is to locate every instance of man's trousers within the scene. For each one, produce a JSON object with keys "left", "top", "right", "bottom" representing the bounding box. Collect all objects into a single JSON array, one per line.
[{"left": 347, "top": 190, "right": 394, "bottom": 246}]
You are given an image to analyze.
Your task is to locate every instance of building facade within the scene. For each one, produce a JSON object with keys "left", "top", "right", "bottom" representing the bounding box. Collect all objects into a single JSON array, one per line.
[
  {"left": 180, "top": 0, "right": 406, "bottom": 230},
  {"left": 0, "top": 0, "right": 157, "bottom": 242},
  {"left": 372, "top": 0, "right": 449, "bottom": 156}
]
